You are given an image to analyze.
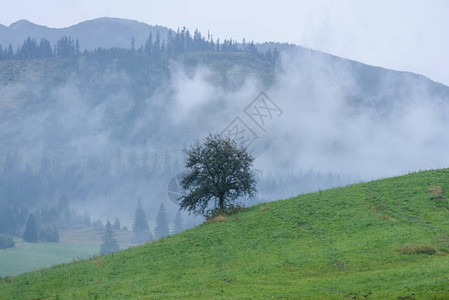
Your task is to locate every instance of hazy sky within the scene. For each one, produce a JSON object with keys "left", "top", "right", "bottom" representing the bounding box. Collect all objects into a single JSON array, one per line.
[{"left": 1, "top": 0, "right": 448, "bottom": 86}]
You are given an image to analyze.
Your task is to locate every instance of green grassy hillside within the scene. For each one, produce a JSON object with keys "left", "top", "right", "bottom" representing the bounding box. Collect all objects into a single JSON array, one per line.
[{"left": 2, "top": 169, "right": 449, "bottom": 299}]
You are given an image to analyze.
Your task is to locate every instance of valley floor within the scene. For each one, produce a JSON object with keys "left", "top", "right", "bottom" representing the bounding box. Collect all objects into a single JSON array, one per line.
[{"left": 0, "top": 229, "right": 132, "bottom": 277}]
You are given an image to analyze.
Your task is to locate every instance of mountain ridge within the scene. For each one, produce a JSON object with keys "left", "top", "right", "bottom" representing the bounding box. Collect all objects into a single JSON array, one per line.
[
  {"left": 9, "top": 19, "right": 51, "bottom": 31},
  {"left": 2, "top": 17, "right": 448, "bottom": 87},
  {"left": 0, "top": 17, "right": 172, "bottom": 51}
]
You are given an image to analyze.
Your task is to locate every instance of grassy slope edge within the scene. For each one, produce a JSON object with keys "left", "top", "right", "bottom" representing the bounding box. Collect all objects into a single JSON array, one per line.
[{"left": 1, "top": 169, "right": 449, "bottom": 299}]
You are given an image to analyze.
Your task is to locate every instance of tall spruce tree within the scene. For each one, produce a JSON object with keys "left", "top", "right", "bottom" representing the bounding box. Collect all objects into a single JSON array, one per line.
[
  {"left": 155, "top": 203, "right": 169, "bottom": 238},
  {"left": 100, "top": 220, "right": 120, "bottom": 255},
  {"left": 112, "top": 218, "right": 121, "bottom": 230},
  {"left": 39, "top": 226, "right": 59, "bottom": 242},
  {"left": 23, "top": 213, "right": 39, "bottom": 243},
  {"left": 172, "top": 211, "right": 183, "bottom": 234},
  {"left": 131, "top": 199, "right": 151, "bottom": 244}
]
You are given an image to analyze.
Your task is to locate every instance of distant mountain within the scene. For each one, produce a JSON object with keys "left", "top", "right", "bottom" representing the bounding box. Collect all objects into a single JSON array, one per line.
[
  {"left": 0, "top": 18, "right": 299, "bottom": 54},
  {"left": 0, "top": 17, "right": 172, "bottom": 50},
  {"left": 1, "top": 17, "right": 449, "bottom": 224}
]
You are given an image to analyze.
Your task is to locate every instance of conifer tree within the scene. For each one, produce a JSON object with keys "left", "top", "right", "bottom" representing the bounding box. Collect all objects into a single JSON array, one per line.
[
  {"left": 153, "top": 31, "right": 161, "bottom": 59},
  {"left": 130, "top": 36, "right": 136, "bottom": 51},
  {"left": 166, "top": 31, "right": 173, "bottom": 55},
  {"left": 23, "top": 213, "right": 39, "bottom": 243},
  {"left": 155, "top": 203, "right": 169, "bottom": 238},
  {"left": 144, "top": 33, "right": 153, "bottom": 55},
  {"left": 113, "top": 218, "right": 121, "bottom": 230},
  {"left": 83, "top": 213, "right": 91, "bottom": 227},
  {"left": 75, "top": 38, "right": 80, "bottom": 55},
  {"left": 39, "top": 226, "right": 59, "bottom": 242},
  {"left": 131, "top": 199, "right": 151, "bottom": 244},
  {"left": 100, "top": 220, "right": 120, "bottom": 255},
  {"left": 172, "top": 211, "right": 183, "bottom": 234}
]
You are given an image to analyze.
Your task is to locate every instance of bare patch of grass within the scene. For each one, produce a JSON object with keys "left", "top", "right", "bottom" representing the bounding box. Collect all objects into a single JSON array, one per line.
[
  {"left": 260, "top": 205, "right": 271, "bottom": 211},
  {"left": 94, "top": 258, "right": 104, "bottom": 268},
  {"left": 205, "top": 205, "right": 245, "bottom": 221},
  {"left": 428, "top": 186, "right": 445, "bottom": 200},
  {"left": 206, "top": 214, "right": 229, "bottom": 223},
  {"left": 397, "top": 244, "right": 437, "bottom": 255}
]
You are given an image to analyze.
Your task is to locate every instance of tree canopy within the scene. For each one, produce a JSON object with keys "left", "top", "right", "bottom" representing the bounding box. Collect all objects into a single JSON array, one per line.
[{"left": 180, "top": 134, "right": 258, "bottom": 215}]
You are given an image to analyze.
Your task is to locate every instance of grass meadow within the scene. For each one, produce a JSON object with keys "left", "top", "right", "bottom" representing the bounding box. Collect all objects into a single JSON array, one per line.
[{"left": 2, "top": 169, "right": 449, "bottom": 298}]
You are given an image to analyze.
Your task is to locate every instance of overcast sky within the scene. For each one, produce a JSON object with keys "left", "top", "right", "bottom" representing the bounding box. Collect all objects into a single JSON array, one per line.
[{"left": 1, "top": 0, "right": 448, "bottom": 86}]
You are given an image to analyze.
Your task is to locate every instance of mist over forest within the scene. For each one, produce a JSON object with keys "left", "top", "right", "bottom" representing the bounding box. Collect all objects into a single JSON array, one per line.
[
  {"left": 1, "top": 18, "right": 449, "bottom": 242},
  {"left": 1, "top": 1, "right": 449, "bottom": 295}
]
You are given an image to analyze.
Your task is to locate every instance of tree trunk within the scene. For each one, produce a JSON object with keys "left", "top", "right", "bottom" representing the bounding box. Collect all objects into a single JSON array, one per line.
[{"left": 218, "top": 195, "right": 225, "bottom": 209}]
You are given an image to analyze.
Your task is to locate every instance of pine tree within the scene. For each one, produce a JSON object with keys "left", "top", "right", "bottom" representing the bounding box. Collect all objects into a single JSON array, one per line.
[
  {"left": 39, "top": 38, "right": 52, "bottom": 57},
  {"left": 131, "top": 199, "right": 151, "bottom": 244},
  {"left": 75, "top": 38, "right": 80, "bottom": 55},
  {"left": 172, "top": 211, "right": 183, "bottom": 234},
  {"left": 100, "top": 220, "right": 120, "bottom": 255},
  {"left": 113, "top": 218, "right": 121, "bottom": 230},
  {"left": 153, "top": 31, "right": 161, "bottom": 59},
  {"left": 155, "top": 203, "right": 169, "bottom": 238},
  {"left": 6, "top": 44, "right": 13, "bottom": 59},
  {"left": 130, "top": 36, "right": 136, "bottom": 51},
  {"left": 166, "top": 31, "right": 173, "bottom": 55},
  {"left": 56, "top": 36, "right": 75, "bottom": 57},
  {"left": 83, "top": 213, "right": 91, "bottom": 227},
  {"left": 144, "top": 33, "right": 153, "bottom": 55},
  {"left": 23, "top": 213, "right": 39, "bottom": 243},
  {"left": 39, "top": 226, "right": 59, "bottom": 242}
]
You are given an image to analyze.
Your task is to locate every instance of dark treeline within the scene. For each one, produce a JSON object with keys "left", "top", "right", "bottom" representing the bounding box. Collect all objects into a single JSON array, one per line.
[
  {"left": 0, "top": 196, "right": 104, "bottom": 248},
  {"left": 0, "top": 194, "right": 185, "bottom": 250},
  {"left": 0, "top": 151, "right": 180, "bottom": 208},
  {"left": 0, "top": 36, "right": 80, "bottom": 60},
  {"left": 0, "top": 27, "right": 279, "bottom": 63},
  {"left": 137, "top": 27, "right": 279, "bottom": 63},
  {"left": 0, "top": 152, "right": 186, "bottom": 248}
]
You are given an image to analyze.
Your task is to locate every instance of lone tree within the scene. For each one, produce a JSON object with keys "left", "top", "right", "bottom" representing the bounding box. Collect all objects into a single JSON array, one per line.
[
  {"left": 100, "top": 220, "right": 120, "bottom": 255},
  {"left": 180, "top": 134, "right": 257, "bottom": 215}
]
